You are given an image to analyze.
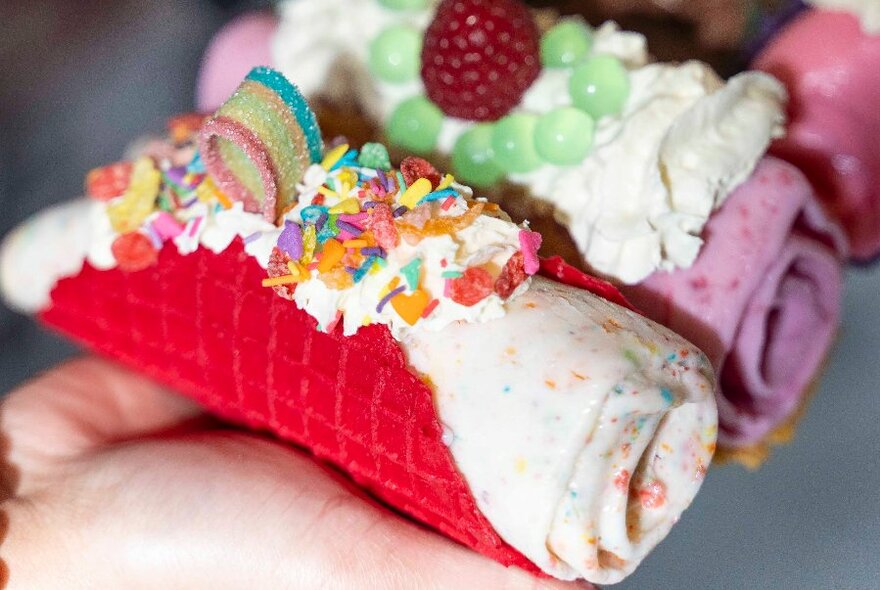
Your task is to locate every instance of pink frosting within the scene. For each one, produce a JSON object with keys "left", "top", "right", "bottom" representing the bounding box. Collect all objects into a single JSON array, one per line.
[
  {"left": 755, "top": 10, "right": 880, "bottom": 261},
  {"left": 197, "top": 11, "right": 278, "bottom": 113},
  {"left": 624, "top": 157, "right": 845, "bottom": 446}
]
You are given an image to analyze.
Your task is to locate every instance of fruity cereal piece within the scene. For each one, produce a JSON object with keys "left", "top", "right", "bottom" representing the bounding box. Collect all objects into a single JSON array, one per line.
[
  {"left": 365, "top": 202, "right": 399, "bottom": 250},
  {"left": 167, "top": 113, "right": 209, "bottom": 144},
  {"left": 319, "top": 266, "right": 354, "bottom": 290},
  {"left": 267, "top": 247, "right": 298, "bottom": 300},
  {"left": 494, "top": 251, "right": 527, "bottom": 299},
  {"left": 110, "top": 232, "right": 159, "bottom": 272},
  {"left": 400, "top": 156, "right": 442, "bottom": 188},
  {"left": 86, "top": 161, "right": 134, "bottom": 201},
  {"left": 106, "top": 157, "right": 162, "bottom": 233},
  {"left": 448, "top": 266, "right": 494, "bottom": 306},
  {"left": 398, "top": 201, "right": 484, "bottom": 238}
]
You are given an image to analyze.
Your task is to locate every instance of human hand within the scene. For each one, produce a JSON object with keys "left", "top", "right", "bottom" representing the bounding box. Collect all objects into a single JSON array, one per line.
[{"left": 0, "top": 357, "right": 583, "bottom": 589}]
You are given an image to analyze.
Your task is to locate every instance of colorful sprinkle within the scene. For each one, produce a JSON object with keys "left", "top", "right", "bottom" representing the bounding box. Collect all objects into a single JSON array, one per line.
[
  {"left": 94, "top": 66, "right": 542, "bottom": 338},
  {"left": 401, "top": 258, "right": 423, "bottom": 290},
  {"left": 152, "top": 211, "right": 184, "bottom": 240},
  {"left": 321, "top": 143, "right": 350, "bottom": 171},
  {"left": 390, "top": 288, "right": 429, "bottom": 325},
  {"left": 421, "top": 298, "right": 440, "bottom": 318},
  {"left": 377, "top": 285, "right": 407, "bottom": 313},
  {"left": 399, "top": 177, "right": 432, "bottom": 209}
]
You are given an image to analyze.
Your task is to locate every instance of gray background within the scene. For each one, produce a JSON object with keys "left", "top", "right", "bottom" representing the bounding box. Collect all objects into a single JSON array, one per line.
[{"left": 1, "top": 1, "right": 877, "bottom": 588}]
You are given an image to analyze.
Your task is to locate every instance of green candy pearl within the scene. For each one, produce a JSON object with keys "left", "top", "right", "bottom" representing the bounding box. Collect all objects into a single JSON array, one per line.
[
  {"left": 569, "top": 55, "right": 630, "bottom": 119},
  {"left": 452, "top": 124, "right": 505, "bottom": 187},
  {"left": 369, "top": 25, "right": 422, "bottom": 83},
  {"left": 491, "top": 114, "right": 544, "bottom": 174},
  {"left": 386, "top": 96, "right": 443, "bottom": 154},
  {"left": 540, "top": 20, "right": 592, "bottom": 68},
  {"left": 534, "top": 107, "right": 595, "bottom": 165},
  {"left": 378, "top": 0, "right": 430, "bottom": 9}
]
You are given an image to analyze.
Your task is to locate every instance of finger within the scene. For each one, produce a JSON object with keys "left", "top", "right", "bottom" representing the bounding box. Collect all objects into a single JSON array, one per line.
[{"left": 0, "top": 356, "right": 205, "bottom": 497}]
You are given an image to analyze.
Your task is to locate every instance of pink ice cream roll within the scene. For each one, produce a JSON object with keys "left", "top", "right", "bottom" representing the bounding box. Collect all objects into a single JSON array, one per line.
[
  {"left": 755, "top": 10, "right": 880, "bottom": 262},
  {"left": 197, "top": 11, "right": 278, "bottom": 113},
  {"left": 624, "top": 157, "right": 845, "bottom": 447}
]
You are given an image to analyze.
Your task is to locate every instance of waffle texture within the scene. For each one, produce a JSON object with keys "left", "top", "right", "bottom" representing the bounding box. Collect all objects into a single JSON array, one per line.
[{"left": 40, "top": 239, "right": 631, "bottom": 574}]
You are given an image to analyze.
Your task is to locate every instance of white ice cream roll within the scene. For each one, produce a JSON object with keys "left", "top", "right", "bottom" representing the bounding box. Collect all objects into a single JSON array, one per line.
[{"left": 404, "top": 276, "right": 717, "bottom": 584}]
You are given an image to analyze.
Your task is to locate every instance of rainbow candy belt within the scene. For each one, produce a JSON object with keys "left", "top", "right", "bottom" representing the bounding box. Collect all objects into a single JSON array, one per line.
[{"left": 198, "top": 67, "right": 323, "bottom": 222}]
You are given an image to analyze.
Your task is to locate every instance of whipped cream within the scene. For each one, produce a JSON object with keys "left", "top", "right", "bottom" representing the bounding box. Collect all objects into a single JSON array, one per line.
[
  {"left": 807, "top": 0, "right": 880, "bottom": 33},
  {"left": 3, "top": 138, "right": 536, "bottom": 343},
  {"left": 271, "top": 5, "right": 787, "bottom": 284},
  {"left": 405, "top": 276, "right": 717, "bottom": 584},
  {"left": 1, "top": 200, "right": 96, "bottom": 313},
  {"left": 272, "top": 161, "right": 534, "bottom": 339},
  {"left": 273, "top": 0, "right": 437, "bottom": 122},
  {"left": 0, "top": 198, "right": 280, "bottom": 314}
]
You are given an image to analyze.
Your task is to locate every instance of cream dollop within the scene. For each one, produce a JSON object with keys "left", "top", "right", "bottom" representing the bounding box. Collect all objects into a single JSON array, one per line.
[
  {"left": 1, "top": 200, "right": 95, "bottom": 313},
  {"left": 271, "top": 9, "right": 787, "bottom": 284},
  {"left": 0, "top": 198, "right": 281, "bottom": 314},
  {"left": 537, "top": 67, "right": 786, "bottom": 284},
  {"left": 273, "top": 0, "right": 436, "bottom": 122},
  {"left": 807, "top": 0, "right": 880, "bottom": 33}
]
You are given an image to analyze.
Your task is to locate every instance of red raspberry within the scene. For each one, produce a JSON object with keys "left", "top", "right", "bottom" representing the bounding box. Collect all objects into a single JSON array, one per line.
[
  {"left": 400, "top": 156, "right": 442, "bottom": 189},
  {"left": 421, "top": 0, "right": 540, "bottom": 121},
  {"left": 267, "top": 247, "right": 297, "bottom": 300}
]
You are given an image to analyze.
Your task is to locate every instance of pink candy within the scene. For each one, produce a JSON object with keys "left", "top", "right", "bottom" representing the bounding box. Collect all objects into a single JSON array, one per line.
[
  {"left": 518, "top": 230, "right": 542, "bottom": 275},
  {"left": 152, "top": 212, "right": 185, "bottom": 240}
]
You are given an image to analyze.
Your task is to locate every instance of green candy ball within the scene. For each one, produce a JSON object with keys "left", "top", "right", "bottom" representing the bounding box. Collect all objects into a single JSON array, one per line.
[
  {"left": 491, "top": 114, "right": 544, "bottom": 174},
  {"left": 534, "top": 107, "right": 595, "bottom": 165},
  {"left": 540, "top": 20, "right": 592, "bottom": 68},
  {"left": 368, "top": 25, "right": 422, "bottom": 83},
  {"left": 386, "top": 96, "right": 443, "bottom": 154},
  {"left": 378, "top": 0, "right": 430, "bottom": 9},
  {"left": 452, "top": 124, "right": 505, "bottom": 187},
  {"left": 569, "top": 55, "right": 630, "bottom": 119}
]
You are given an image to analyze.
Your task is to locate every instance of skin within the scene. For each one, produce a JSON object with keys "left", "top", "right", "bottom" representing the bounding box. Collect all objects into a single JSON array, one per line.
[{"left": 0, "top": 357, "right": 585, "bottom": 590}]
